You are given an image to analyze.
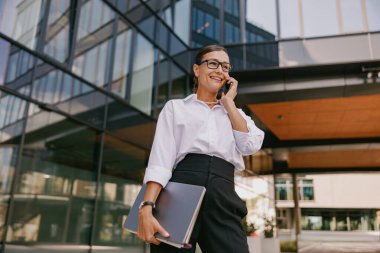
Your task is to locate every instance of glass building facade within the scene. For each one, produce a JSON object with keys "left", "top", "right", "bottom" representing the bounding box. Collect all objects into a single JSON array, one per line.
[{"left": 1, "top": 0, "right": 380, "bottom": 252}]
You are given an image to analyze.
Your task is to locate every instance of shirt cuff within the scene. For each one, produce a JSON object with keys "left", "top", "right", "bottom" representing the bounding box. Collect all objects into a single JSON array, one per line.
[
  {"left": 232, "top": 119, "right": 255, "bottom": 141},
  {"left": 143, "top": 165, "right": 173, "bottom": 188}
]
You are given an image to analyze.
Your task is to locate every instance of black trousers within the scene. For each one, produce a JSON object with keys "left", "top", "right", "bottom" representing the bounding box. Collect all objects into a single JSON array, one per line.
[{"left": 150, "top": 154, "right": 250, "bottom": 253}]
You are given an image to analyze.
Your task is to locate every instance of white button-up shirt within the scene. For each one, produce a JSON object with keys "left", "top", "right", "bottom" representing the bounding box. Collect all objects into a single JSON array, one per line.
[{"left": 143, "top": 94, "right": 265, "bottom": 187}]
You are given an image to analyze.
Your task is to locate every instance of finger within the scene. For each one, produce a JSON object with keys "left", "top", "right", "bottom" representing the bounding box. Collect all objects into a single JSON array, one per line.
[
  {"left": 156, "top": 224, "right": 170, "bottom": 238},
  {"left": 147, "top": 236, "right": 161, "bottom": 245}
]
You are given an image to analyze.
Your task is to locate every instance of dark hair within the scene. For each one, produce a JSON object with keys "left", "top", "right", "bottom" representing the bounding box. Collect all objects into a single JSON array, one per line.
[{"left": 193, "top": 45, "right": 228, "bottom": 93}]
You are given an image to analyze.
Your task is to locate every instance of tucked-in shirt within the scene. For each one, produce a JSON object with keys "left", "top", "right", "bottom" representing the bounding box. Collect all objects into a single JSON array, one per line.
[{"left": 143, "top": 94, "right": 265, "bottom": 187}]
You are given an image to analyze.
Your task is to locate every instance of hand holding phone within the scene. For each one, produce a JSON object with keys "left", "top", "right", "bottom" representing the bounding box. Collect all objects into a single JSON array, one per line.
[{"left": 216, "top": 80, "right": 231, "bottom": 100}]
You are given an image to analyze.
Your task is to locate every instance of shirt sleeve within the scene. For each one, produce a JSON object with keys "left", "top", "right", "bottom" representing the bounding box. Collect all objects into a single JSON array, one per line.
[
  {"left": 232, "top": 109, "right": 265, "bottom": 156},
  {"left": 143, "top": 101, "right": 176, "bottom": 187}
]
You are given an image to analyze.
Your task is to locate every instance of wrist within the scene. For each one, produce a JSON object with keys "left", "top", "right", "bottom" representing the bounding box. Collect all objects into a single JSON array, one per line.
[
  {"left": 221, "top": 97, "right": 235, "bottom": 107},
  {"left": 139, "top": 205, "right": 154, "bottom": 216}
]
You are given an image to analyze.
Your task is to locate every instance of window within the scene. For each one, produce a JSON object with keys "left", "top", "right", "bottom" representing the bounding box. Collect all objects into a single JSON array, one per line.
[
  {"left": 299, "top": 179, "right": 314, "bottom": 201},
  {"left": 275, "top": 178, "right": 293, "bottom": 200}
]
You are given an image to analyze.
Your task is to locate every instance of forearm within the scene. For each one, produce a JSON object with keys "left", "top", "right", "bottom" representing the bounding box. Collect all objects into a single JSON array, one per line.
[
  {"left": 139, "top": 181, "right": 162, "bottom": 217},
  {"left": 144, "top": 181, "right": 162, "bottom": 202},
  {"left": 221, "top": 97, "right": 248, "bottom": 133}
]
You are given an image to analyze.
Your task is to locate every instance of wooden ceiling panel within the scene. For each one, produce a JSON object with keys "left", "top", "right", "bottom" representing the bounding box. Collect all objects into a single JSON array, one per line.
[{"left": 248, "top": 94, "right": 380, "bottom": 140}]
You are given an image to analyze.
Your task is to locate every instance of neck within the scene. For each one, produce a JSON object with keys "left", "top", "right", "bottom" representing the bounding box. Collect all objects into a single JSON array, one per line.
[{"left": 196, "top": 91, "right": 217, "bottom": 103}]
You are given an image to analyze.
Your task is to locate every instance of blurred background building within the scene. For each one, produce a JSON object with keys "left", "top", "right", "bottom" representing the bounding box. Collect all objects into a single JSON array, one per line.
[{"left": 0, "top": 0, "right": 379, "bottom": 252}]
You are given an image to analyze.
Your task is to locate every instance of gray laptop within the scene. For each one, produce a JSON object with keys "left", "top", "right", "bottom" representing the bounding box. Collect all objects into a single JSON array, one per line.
[{"left": 123, "top": 182, "right": 206, "bottom": 248}]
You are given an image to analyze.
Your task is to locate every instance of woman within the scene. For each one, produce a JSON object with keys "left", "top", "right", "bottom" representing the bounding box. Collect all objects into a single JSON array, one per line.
[{"left": 138, "top": 45, "right": 264, "bottom": 253}]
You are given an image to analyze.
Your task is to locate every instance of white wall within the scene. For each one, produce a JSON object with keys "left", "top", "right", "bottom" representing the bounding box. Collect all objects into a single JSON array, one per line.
[{"left": 299, "top": 173, "right": 380, "bottom": 209}]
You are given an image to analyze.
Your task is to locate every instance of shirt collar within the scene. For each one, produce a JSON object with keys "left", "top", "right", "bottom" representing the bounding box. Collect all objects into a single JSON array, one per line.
[
  {"left": 183, "top": 94, "right": 228, "bottom": 113},
  {"left": 183, "top": 93, "right": 196, "bottom": 103}
]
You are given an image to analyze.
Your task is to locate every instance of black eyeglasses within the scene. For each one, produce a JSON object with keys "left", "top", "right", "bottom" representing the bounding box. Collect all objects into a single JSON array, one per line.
[{"left": 199, "top": 59, "right": 232, "bottom": 72}]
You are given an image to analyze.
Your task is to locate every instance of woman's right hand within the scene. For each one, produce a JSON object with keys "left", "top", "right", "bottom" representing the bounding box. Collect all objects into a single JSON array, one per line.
[{"left": 137, "top": 206, "right": 170, "bottom": 245}]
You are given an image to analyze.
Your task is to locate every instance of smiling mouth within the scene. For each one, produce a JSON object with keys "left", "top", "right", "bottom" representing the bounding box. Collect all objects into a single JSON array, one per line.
[{"left": 210, "top": 76, "right": 223, "bottom": 82}]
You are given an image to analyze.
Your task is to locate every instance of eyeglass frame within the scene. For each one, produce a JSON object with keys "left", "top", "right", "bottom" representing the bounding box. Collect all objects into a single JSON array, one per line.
[{"left": 198, "top": 59, "right": 232, "bottom": 72}]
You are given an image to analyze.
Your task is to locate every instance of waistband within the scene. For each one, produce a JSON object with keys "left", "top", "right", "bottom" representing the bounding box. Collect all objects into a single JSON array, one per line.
[{"left": 175, "top": 153, "right": 235, "bottom": 182}]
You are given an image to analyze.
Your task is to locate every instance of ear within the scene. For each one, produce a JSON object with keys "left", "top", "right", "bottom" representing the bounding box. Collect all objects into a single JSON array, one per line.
[{"left": 193, "top": 64, "right": 199, "bottom": 78}]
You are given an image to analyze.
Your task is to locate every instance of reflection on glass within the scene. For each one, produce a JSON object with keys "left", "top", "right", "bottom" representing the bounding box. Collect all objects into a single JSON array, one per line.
[
  {"left": 0, "top": 0, "right": 44, "bottom": 50},
  {"left": 225, "top": 0, "right": 239, "bottom": 17},
  {"left": 191, "top": 5, "right": 220, "bottom": 46},
  {"left": 30, "top": 62, "right": 107, "bottom": 127},
  {"left": 93, "top": 134, "right": 146, "bottom": 247},
  {"left": 0, "top": 39, "right": 11, "bottom": 86},
  {"left": 0, "top": 143, "right": 21, "bottom": 242},
  {"left": 224, "top": 21, "right": 240, "bottom": 44},
  {"left": 279, "top": 0, "right": 300, "bottom": 38},
  {"left": 4, "top": 49, "right": 35, "bottom": 84},
  {"left": 246, "top": 0, "right": 277, "bottom": 38},
  {"left": 0, "top": 93, "right": 27, "bottom": 143},
  {"left": 366, "top": 0, "right": 380, "bottom": 31},
  {"left": 303, "top": 0, "right": 339, "bottom": 37},
  {"left": 157, "top": 57, "right": 169, "bottom": 104},
  {"left": 174, "top": 0, "right": 190, "bottom": 44},
  {"left": 130, "top": 34, "right": 155, "bottom": 115},
  {"left": 111, "top": 21, "right": 132, "bottom": 97},
  {"left": 73, "top": 0, "right": 114, "bottom": 87},
  {"left": 44, "top": 0, "right": 71, "bottom": 62},
  {"left": 171, "top": 63, "right": 186, "bottom": 99},
  {"left": 6, "top": 109, "right": 98, "bottom": 245},
  {"left": 73, "top": 39, "right": 110, "bottom": 87}
]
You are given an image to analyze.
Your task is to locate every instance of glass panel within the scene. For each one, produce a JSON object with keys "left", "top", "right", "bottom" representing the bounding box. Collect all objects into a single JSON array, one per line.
[
  {"left": 106, "top": 97, "right": 155, "bottom": 150},
  {"left": 171, "top": 63, "right": 186, "bottom": 100},
  {"left": 73, "top": 0, "right": 115, "bottom": 87},
  {"left": 191, "top": 4, "right": 220, "bottom": 46},
  {"left": 0, "top": 92, "right": 28, "bottom": 144},
  {"left": 92, "top": 134, "right": 146, "bottom": 251},
  {"left": 31, "top": 63, "right": 107, "bottom": 128},
  {"left": 279, "top": 0, "right": 300, "bottom": 38},
  {"left": 302, "top": 187, "right": 314, "bottom": 200},
  {"left": 0, "top": 0, "right": 45, "bottom": 50},
  {"left": 44, "top": 0, "right": 71, "bottom": 63},
  {"left": 137, "top": 16, "right": 155, "bottom": 42},
  {"left": 246, "top": 0, "right": 277, "bottom": 39},
  {"left": 224, "top": 0, "right": 239, "bottom": 17},
  {"left": 6, "top": 106, "right": 98, "bottom": 251},
  {"left": 0, "top": 91, "right": 27, "bottom": 242},
  {"left": 336, "top": 211, "right": 348, "bottom": 231},
  {"left": 341, "top": 0, "right": 364, "bottom": 33},
  {"left": 302, "top": 0, "right": 339, "bottom": 37},
  {"left": 365, "top": 0, "right": 380, "bottom": 31},
  {"left": 224, "top": 21, "right": 240, "bottom": 44},
  {"left": 130, "top": 34, "right": 155, "bottom": 115},
  {"left": 226, "top": 46, "right": 244, "bottom": 70},
  {"left": 157, "top": 56, "right": 169, "bottom": 104},
  {"left": 244, "top": 43, "right": 278, "bottom": 69},
  {"left": 161, "top": 2, "right": 173, "bottom": 28},
  {"left": 349, "top": 211, "right": 361, "bottom": 231},
  {"left": 111, "top": 20, "right": 132, "bottom": 98},
  {"left": 0, "top": 39, "right": 11, "bottom": 86},
  {"left": 156, "top": 22, "right": 169, "bottom": 51},
  {"left": 174, "top": 0, "right": 190, "bottom": 44},
  {"left": 0, "top": 41, "right": 35, "bottom": 89}
]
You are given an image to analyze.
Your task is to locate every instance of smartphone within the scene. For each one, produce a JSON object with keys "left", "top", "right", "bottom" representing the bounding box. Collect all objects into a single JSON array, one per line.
[{"left": 216, "top": 81, "right": 231, "bottom": 100}]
